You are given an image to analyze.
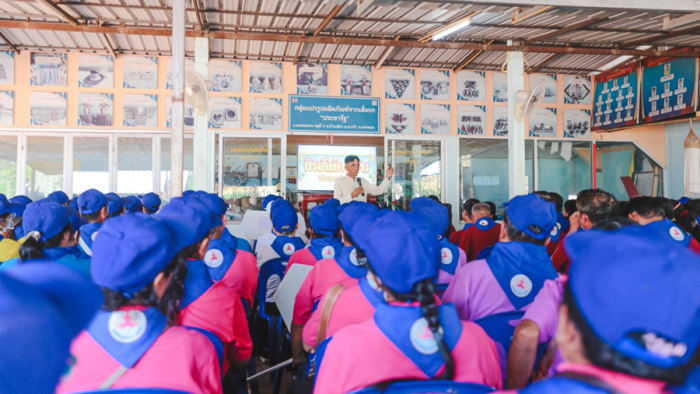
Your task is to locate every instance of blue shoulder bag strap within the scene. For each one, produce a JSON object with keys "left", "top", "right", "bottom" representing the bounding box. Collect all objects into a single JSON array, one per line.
[{"left": 184, "top": 326, "right": 225, "bottom": 372}]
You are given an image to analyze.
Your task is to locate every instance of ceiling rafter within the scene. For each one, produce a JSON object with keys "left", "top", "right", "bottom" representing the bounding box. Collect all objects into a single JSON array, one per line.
[
  {"left": 524, "top": 17, "right": 609, "bottom": 44},
  {"left": 314, "top": 4, "right": 343, "bottom": 38},
  {"left": 35, "top": 0, "right": 80, "bottom": 26}
]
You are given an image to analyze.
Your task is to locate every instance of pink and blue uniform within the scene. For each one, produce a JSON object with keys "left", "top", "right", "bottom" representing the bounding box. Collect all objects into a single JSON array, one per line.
[
  {"left": 287, "top": 201, "right": 344, "bottom": 273},
  {"left": 286, "top": 236, "right": 345, "bottom": 273},
  {"left": 205, "top": 237, "right": 259, "bottom": 308},
  {"left": 436, "top": 237, "right": 467, "bottom": 288}
]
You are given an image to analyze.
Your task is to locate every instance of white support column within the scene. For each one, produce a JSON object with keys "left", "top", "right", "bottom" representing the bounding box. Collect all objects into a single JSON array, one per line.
[
  {"left": 170, "top": 0, "right": 185, "bottom": 197},
  {"left": 193, "top": 37, "right": 212, "bottom": 191},
  {"left": 507, "top": 41, "right": 527, "bottom": 198},
  {"left": 444, "top": 136, "right": 461, "bottom": 229}
]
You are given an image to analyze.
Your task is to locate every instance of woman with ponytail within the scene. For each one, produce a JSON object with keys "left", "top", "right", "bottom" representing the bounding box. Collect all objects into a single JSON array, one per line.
[
  {"left": 314, "top": 211, "right": 502, "bottom": 394},
  {"left": 0, "top": 194, "right": 24, "bottom": 263}
]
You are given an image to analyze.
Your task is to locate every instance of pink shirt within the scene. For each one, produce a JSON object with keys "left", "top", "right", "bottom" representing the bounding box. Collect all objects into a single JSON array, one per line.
[
  {"left": 314, "top": 318, "right": 503, "bottom": 394},
  {"left": 293, "top": 258, "right": 360, "bottom": 325},
  {"left": 522, "top": 276, "right": 566, "bottom": 346},
  {"left": 285, "top": 248, "right": 318, "bottom": 274},
  {"left": 218, "top": 249, "right": 259, "bottom": 307},
  {"left": 497, "top": 363, "right": 668, "bottom": 394},
  {"left": 437, "top": 248, "right": 468, "bottom": 285},
  {"left": 57, "top": 326, "right": 222, "bottom": 394},
  {"left": 442, "top": 259, "right": 521, "bottom": 322}
]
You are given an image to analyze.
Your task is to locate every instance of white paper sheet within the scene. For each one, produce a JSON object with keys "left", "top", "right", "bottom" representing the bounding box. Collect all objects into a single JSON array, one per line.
[{"left": 275, "top": 264, "right": 314, "bottom": 332}]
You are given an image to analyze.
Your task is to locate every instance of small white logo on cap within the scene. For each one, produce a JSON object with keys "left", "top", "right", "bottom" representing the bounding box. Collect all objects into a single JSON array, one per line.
[
  {"left": 283, "top": 243, "right": 296, "bottom": 255},
  {"left": 479, "top": 220, "right": 488, "bottom": 226},
  {"left": 322, "top": 246, "right": 335, "bottom": 259},
  {"left": 550, "top": 226, "right": 558, "bottom": 237},
  {"left": 557, "top": 222, "right": 562, "bottom": 230},
  {"left": 350, "top": 248, "right": 361, "bottom": 266},
  {"left": 410, "top": 318, "right": 440, "bottom": 355},
  {"left": 108, "top": 310, "right": 147, "bottom": 343},
  {"left": 441, "top": 247, "right": 453, "bottom": 265},
  {"left": 510, "top": 274, "right": 533, "bottom": 298},
  {"left": 91, "top": 231, "right": 99, "bottom": 242},
  {"left": 204, "top": 249, "right": 224, "bottom": 268},
  {"left": 670, "top": 227, "right": 685, "bottom": 241}
]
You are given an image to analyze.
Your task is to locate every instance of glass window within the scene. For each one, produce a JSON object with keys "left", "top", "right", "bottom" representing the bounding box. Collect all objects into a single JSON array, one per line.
[
  {"left": 0, "top": 135, "right": 18, "bottom": 197},
  {"left": 220, "top": 137, "right": 281, "bottom": 221},
  {"left": 117, "top": 137, "right": 153, "bottom": 195},
  {"left": 596, "top": 141, "right": 663, "bottom": 200},
  {"left": 537, "top": 141, "right": 591, "bottom": 200},
  {"left": 160, "top": 137, "right": 194, "bottom": 202},
  {"left": 459, "top": 139, "right": 534, "bottom": 210},
  {"left": 388, "top": 139, "right": 442, "bottom": 210},
  {"left": 73, "top": 137, "right": 110, "bottom": 195},
  {"left": 26, "top": 136, "right": 64, "bottom": 200}
]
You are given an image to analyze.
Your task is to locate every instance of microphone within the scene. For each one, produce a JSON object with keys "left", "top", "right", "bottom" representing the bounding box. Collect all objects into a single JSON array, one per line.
[{"left": 357, "top": 178, "right": 364, "bottom": 197}]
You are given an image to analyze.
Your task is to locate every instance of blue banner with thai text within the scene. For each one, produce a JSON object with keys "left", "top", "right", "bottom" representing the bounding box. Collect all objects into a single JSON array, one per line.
[{"left": 289, "top": 95, "right": 380, "bottom": 134}]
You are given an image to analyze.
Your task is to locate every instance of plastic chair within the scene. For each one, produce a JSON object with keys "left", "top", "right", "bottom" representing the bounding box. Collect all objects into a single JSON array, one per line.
[
  {"left": 75, "top": 389, "right": 194, "bottom": 394},
  {"left": 235, "top": 297, "right": 259, "bottom": 394},
  {"left": 349, "top": 381, "right": 496, "bottom": 394}
]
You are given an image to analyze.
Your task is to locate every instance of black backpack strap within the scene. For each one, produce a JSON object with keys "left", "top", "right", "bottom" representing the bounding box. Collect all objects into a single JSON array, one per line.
[{"left": 555, "top": 371, "right": 629, "bottom": 394}]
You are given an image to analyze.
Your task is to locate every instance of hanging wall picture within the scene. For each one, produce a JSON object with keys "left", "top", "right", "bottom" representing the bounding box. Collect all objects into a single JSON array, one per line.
[
  {"left": 386, "top": 103, "right": 416, "bottom": 134},
  {"left": 529, "top": 74, "right": 557, "bottom": 103},
  {"left": 30, "top": 52, "right": 67, "bottom": 87},
  {"left": 529, "top": 107, "right": 557, "bottom": 137},
  {"left": 457, "top": 105, "right": 486, "bottom": 135},
  {"left": 123, "top": 94, "right": 158, "bottom": 127},
  {"left": 250, "top": 98, "right": 283, "bottom": 130},
  {"left": 564, "top": 109, "right": 591, "bottom": 138},
  {"left": 78, "top": 55, "right": 114, "bottom": 88},
  {"left": 167, "top": 58, "right": 196, "bottom": 89},
  {"left": 0, "top": 91, "right": 13, "bottom": 125},
  {"left": 166, "top": 96, "right": 196, "bottom": 128},
  {"left": 340, "top": 65, "right": 372, "bottom": 96},
  {"left": 250, "top": 62, "right": 283, "bottom": 94},
  {"left": 420, "top": 70, "right": 450, "bottom": 100},
  {"left": 209, "top": 59, "right": 242, "bottom": 93},
  {"left": 30, "top": 92, "right": 67, "bottom": 126},
  {"left": 385, "top": 68, "right": 415, "bottom": 100},
  {"left": 421, "top": 104, "right": 450, "bottom": 134},
  {"left": 457, "top": 71, "right": 485, "bottom": 101},
  {"left": 564, "top": 75, "right": 591, "bottom": 104},
  {"left": 641, "top": 57, "right": 697, "bottom": 123},
  {"left": 123, "top": 57, "right": 158, "bottom": 89},
  {"left": 208, "top": 97, "right": 242, "bottom": 129},
  {"left": 296, "top": 63, "right": 328, "bottom": 95},
  {"left": 78, "top": 93, "right": 113, "bottom": 127},
  {"left": 592, "top": 63, "right": 639, "bottom": 131},
  {"left": 493, "top": 72, "right": 508, "bottom": 102},
  {"left": 493, "top": 106, "right": 508, "bottom": 136},
  {"left": 0, "top": 51, "right": 14, "bottom": 85}
]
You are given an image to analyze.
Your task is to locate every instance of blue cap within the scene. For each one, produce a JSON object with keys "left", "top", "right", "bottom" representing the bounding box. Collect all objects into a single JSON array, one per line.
[
  {"left": 64, "top": 206, "right": 82, "bottom": 233},
  {"left": 122, "top": 196, "right": 143, "bottom": 214},
  {"left": 92, "top": 213, "right": 182, "bottom": 295},
  {"left": 310, "top": 203, "right": 341, "bottom": 236},
  {"left": 106, "top": 195, "right": 123, "bottom": 216},
  {"left": 566, "top": 225, "right": 700, "bottom": 369},
  {"left": 325, "top": 198, "right": 341, "bottom": 210},
  {"left": 263, "top": 194, "right": 282, "bottom": 211},
  {"left": 411, "top": 197, "right": 449, "bottom": 237},
  {"left": 159, "top": 198, "right": 216, "bottom": 248},
  {"left": 0, "top": 193, "right": 10, "bottom": 216},
  {"left": 9, "top": 195, "right": 32, "bottom": 205},
  {"left": 356, "top": 211, "right": 440, "bottom": 294},
  {"left": 23, "top": 202, "right": 69, "bottom": 241},
  {"left": 270, "top": 199, "right": 298, "bottom": 233},
  {"left": 182, "top": 190, "right": 196, "bottom": 197},
  {"left": 679, "top": 197, "right": 691, "bottom": 205},
  {"left": 141, "top": 192, "right": 162, "bottom": 212},
  {"left": 0, "top": 264, "right": 101, "bottom": 394},
  {"left": 338, "top": 201, "right": 379, "bottom": 236},
  {"left": 77, "top": 189, "right": 107, "bottom": 215},
  {"left": 47, "top": 191, "right": 70, "bottom": 205},
  {"left": 505, "top": 194, "right": 557, "bottom": 240},
  {"left": 8, "top": 203, "right": 25, "bottom": 218},
  {"left": 189, "top": 193, "right": 226, "bottom": 227}
]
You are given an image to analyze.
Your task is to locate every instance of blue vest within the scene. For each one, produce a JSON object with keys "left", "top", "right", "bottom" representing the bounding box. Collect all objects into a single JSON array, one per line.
[
  {"left": 462, "top": 223, "right": 474, "bottom": 231},
  {"left": 222, "top": 227, "right": 253, "bottom": 253},
  {"left": 183, "top": 259, "right": 215, "bottom": 308},
  {"left": 438, "top": 238, "right": 460, "bottom": 275},
  {"left": 486, "top": 242, "right": 558, "bottom": 310},
  {"left": 358, "top": 275, "right": 385, "bottom": 307},
  {"left": 334, "top": 246, "right": 367, "bottom": 279},
  {"left": 646, "top": 219, "right": 691, "bottom": 248},
  {"left": 374, "top": 303, "right": 463, "bottom": 378},
  {"left": 557, "top": 213, "right": 570, "bottom": 233},
  {"left": 270, "top": 235, "right": 307, "bottom": 260},
  {"left": 308, "top": 237, "right": 344, "bottom": 261},
  {"left": 77, "top": 222, "right": 102, "bottom": 258},
  {"left": 474, "top": 217, "right": 498, "bottom": 232},
  {"left": 204, "top": 238, "right": 237, "bottom": 282}
]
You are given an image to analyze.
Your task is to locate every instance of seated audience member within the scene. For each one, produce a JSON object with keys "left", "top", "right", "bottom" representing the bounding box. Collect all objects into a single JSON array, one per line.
[
  {"left": 9, "top": 195, "right": 32, "bottom": 205},
  {"left": 545, "top": 193, "right": 569, "bottom": 256},
  {"left": 1, "top": 201, "right": 91, "bottom": 277},
  {"left": 255, "top": 199, "right": 307, "bottom": 268},
  {"left": 76, "top": 189, "right": 109, "bottom": 258},
  {"left": 485, "top": 201, "right": 498, "bottom": 220},
  {"left": 286, "top": 202, "right": 344, "bottom": 273},
  {"left": 506, "top": 217, "right": 638, "bottom": 390},
  {"left": 141, "top": 192, "right": 161, "bottom": 214},
  {"left": 57, "top": 214, "right": 223, "bottom": 394},
  {"left": 501, "top": 224, "right": 700, "bottom": 393},
  {"left": 255, "top": 196, "right": 305, "bottom": 254},
  {"left": 449, "top": 198, "right": 481, "bottom": 245},
  {"left": 627, "top": 196, "right": 700, "bottom": 255},
  {"left": 0, "top": 195, "right": 23, "bottom": 262},
  {"left": 563, "top": 199, "right": 577, "bottom": 218},
  {"left": 314, "top": 211, "right": 503, "bottom": 394},
  {"left": 0, "top": 263, "right": 101, "bottom": 394},
  {"left": 551, "top": 189, "right": 617, "bottom": 273},
  {"left": 48, "top": 190, "right": 71, "bottom": 206},
  {"left": 411, "top": 197, "right": 466, "bottom": 286},
  {"left": 63, "top": 206, "right": 84, "bottom": 258},
  {"left": 458, "top": 202, "right": 502, "bottom": 262},
  {"left": 105, "top": 193, "right": 124, "bottom": 218},
  {"left": 443, "top": 193, "right": 558, "bottom": 322},
  {"left": 121, "top": 196, "right": 143, "bottom": 214}
]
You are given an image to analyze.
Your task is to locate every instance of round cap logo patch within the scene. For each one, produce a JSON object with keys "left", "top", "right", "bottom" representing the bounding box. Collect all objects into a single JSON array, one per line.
[
  {"left": 670, "top": 227, "right": 685, "bottom": 241},
  {"left": 322, "top": 245, "right": 336, "bottom": 259},
  {"left": 410, "top": 318, "right": 440, "bottom": 355},
  {"left": 204, "top": 249, "right": 224, "bottom": 268},
  {"left": 441, "top": 247, "right": 453, "bottom": 265},
  {"left": 556, "top": 222, "right": 562, "bottom": 230},
  {"left": 283, "top": 243, "right": 296, "bottom": 256},
  {"left": 91, "top": 231, "right": 99, "bottom": 242},
  {"left": 350, "top": 248, "right": 361, "bottom": 266},
  {"left": 479, "top": 219, "right": 488, "bottom": 226},
  {"left": 510, "top": 274, "right": 533, "bottom": 298},
  {"left": 550, "top": 226, "right": 558, "bottom": 237},
  {"left": 108, "top": 310, "right": 147, "bottom": 343}
]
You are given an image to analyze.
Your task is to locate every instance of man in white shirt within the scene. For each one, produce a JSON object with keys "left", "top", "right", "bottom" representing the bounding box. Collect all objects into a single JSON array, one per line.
[{"left": 333, "top": 155, "right": 394, "bottom": 204}]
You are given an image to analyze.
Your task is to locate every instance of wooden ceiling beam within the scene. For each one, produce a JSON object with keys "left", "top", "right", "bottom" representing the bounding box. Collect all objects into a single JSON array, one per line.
[
  {"left": 100, "top": 33, "right": 115, "bottom": 58},
  {"left": 191, "top": 0, "right": 203, "bottom": 31},
  {"left": 0, "top": 31, "right": 20, "bottom": 53},
  {"left": 524, "top": 17, "right": 609, "bottom": 44},
  {"left": 313, "top": 4, "right": 343, "bottom": 38},
  {"left": 454, "top": 39, "right": 494, "bottom": 72},
  {"left": 622, "top": 24, "right": 700, "bottom": 47},
  {"left": 528, "top": 52, "right": 560, "bottom": 73},
  {"left": 35, "top": 0, "right": 80, "bottom": 26}
]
